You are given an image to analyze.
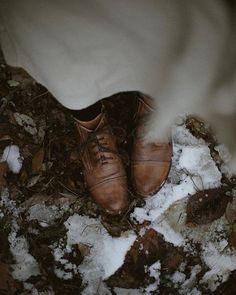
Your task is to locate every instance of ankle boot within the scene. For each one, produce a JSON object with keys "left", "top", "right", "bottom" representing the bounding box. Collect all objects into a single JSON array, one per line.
[
  {"left": 131, "top": 95, "right": 172, "bottom": 197},
  {"left": 75, "top": 112, "right": 129, "bottom": 214}
]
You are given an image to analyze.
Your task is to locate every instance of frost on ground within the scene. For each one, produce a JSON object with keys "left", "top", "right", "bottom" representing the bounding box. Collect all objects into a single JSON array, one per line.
[{"left": 1, "top": 120, "right": 236, "bottom": 295}]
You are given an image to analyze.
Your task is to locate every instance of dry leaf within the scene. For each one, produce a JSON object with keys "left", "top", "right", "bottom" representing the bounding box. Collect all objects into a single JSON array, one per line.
[
  {"left": 27, "top": 174, "right": 41, "bottom": 188},
  {"left": 19, "top": 169, "right": 28, "bottom": 184},
  {"left": 0, "top": 135, "right": 12, "bottom": 141},
  {"left": 69, "top": 150, "right": 80, "bottom": 162},
  {"left": 32, "top": 148, "right": 45, "bottom": 173},
  {"left": 0, "top": 161, "right": 8, "bottom": 189},
  {"left": 0, "top": 123, "right": 12, "bottom": 140},
  {"left": 0, "top": 262, "right": 21, "bottom": 294},
  {"left": 77, "top": 243, "right": 91, "bottom": 257},
  {"left": 14, "top": 112, "right": 38, "bottom": 135},
  {"left": 186, "top": 188, "right": 232, "bottom": 225}
]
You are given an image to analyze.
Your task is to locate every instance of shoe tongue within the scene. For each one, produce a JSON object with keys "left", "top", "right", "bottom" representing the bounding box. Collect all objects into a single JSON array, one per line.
[{"left": 77, "top": 113, "right": 102, "bottom": 131}]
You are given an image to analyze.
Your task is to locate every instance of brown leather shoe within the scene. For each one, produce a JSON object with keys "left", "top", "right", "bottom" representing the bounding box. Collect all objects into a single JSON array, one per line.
[
  {"left": 131, "top": 95, "right": 172, "bottom": 197},
  {"left": 75, "top": 112, "right": 129, "bottom": 214}
]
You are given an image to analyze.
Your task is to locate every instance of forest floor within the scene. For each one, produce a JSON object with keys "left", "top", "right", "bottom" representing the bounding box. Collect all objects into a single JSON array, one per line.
[{"left": 0, "top": 52, "right": 236, "bottom": 295}]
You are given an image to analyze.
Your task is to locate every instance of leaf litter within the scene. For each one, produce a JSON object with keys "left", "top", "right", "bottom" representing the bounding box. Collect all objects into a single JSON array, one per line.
[{"left": 0, "top": 51, "right": 236, "bottom": 295}]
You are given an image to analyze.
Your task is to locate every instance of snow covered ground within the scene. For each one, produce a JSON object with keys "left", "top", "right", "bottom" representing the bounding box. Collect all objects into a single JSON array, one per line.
[{"left": 0, "top": 122, "right": 236, "bottom": 295}]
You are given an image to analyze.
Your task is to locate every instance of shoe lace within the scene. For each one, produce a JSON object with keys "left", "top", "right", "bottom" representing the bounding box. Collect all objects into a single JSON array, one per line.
[{"left": 80, "top": 125, "right": 119, "bottom": 166}]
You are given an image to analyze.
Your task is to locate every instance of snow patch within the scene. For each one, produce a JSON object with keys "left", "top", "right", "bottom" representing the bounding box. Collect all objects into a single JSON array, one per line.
[
  {"left": 144, "top": 261, "right": 161, "bottom": 293},
  {"left": 0, "top": 190, "right": 40, "bottom": 282},
  {"left": 1, "top": 145, "right": 23, "bottom": 173},
  {"left": 65, "top": 214, "right": 136, "bottom": 281},
  {"left": 201, "top": 242, "right": 236, "bottom": 291},
  {"left": 114, "top": 288, "right": 143, "bottom": 295},
  {"left": 172, "top": 125, "right": 205, "bottom": 146},
  {"left": 152, "top": 220, "right": 185, "bottom": 247},
  {"left": 172, "top": 270, "right": 186, "bottom": 285},
  {"left": 179, "top": 146, "right": 222, "bottom": 189},
  {"left": 8, "top": 220, "right": 40, "bottom": 281}
]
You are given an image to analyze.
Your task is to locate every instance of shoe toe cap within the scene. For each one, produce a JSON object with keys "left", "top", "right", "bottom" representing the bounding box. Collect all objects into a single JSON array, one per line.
[
  {"left": 90, "top": 178, "right": 129, "bottom": 214},
  {"left": 132, "top": 162, "right": 171, "bottom": 197}
]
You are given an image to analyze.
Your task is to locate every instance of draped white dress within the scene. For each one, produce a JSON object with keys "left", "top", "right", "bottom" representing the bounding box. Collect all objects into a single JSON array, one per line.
[
  {"left": 0, "top": 0, "right": 186, "bottom": 110},
  {"left": 2, "top": 0, "right": 236, "bottom": 172}
]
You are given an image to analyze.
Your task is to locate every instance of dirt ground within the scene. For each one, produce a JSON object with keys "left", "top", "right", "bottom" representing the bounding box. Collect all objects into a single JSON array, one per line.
[{"left": 0, "top": 49, "right": 236, "bottom": 295}]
